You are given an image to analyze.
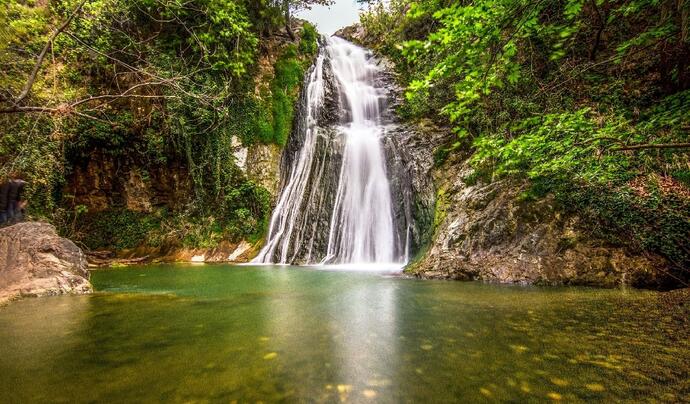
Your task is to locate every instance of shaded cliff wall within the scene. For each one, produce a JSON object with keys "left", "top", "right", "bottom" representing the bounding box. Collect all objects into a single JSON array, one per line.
[{"left": 68, "top": 150, "right": 191, "bottom": 214}]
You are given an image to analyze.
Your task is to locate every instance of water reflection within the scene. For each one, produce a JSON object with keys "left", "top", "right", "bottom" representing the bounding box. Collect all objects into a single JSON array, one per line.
[
  {"left": 259, "top": 267, "right": 400, "bottom": 401},
  {"left": 0, "top": 265, "right": 686, "bottom": 403},
  {"left": 329, "top": 277, "right": 399, "bottom": 400}
]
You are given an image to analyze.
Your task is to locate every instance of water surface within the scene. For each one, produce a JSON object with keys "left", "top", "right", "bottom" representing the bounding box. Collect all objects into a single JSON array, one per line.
[{"left": 0, "top": 264, "right": 687, "bottom": 402}]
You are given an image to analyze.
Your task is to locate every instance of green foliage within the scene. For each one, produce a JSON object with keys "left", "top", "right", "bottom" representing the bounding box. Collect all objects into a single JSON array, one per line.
[
  {"left": 74, "top": 178, "right": 272, "bottom": 250},
  {"left": 271, "top": 45, "right": 306, "bottom": 145},
  {"left": 568, "top": 181, "right": 690, "bottom": 274},
  {"left": 0, "top": 115, "right": 65, "bottom": 217},
  {"left": 251, "top": 41, "right": 313, "bottom": 146},
  {"left": 299, "top": 22, "right": 319, "bottom": 55},
  {"left": 466, "top": 96, "right": 690, "bottom": 270},
  {"left": 79, "top": 209, "right": 162, "bottom": 250},
  {"left": 362, "top": 0, "right": 689, "bottom": 132},
  {"left": 222, "top": 180, "right": 273, "bottom": 241},
  {"left": 471, "top": 91, "right": 690, "bottom": 187}
]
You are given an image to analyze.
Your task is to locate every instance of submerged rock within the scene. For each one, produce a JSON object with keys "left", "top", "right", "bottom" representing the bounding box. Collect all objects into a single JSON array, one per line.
[{"left": 0, "top": 222, "right": 91, "bottom": 304}]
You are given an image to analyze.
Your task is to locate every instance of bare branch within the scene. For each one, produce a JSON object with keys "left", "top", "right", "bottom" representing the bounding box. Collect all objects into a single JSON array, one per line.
[
  {"left": 63, "top": 31, "right": 217, "bottom": 105},
  {"left": 0, "top": 81, "right": 179, "bottom": 116},
  {"left": 69, "top": 80, "right": 179, "bottom": 108},
  {"left": 575, "top": 136, "right": 626, "bottom": 147},
  {"left": 0, "top": 106, "right": 59, "bottom": 114},
  {"left": 14, "top": 0, "right": 89, "bottom": 104},
  {"left": 611, "top": 143, "right": 690, "bottom": 151}
]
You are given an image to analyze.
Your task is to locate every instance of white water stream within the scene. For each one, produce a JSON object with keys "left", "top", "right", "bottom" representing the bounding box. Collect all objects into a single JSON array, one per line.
[{"left": 254, "top": 37, "right": 401, "bottom": 267}]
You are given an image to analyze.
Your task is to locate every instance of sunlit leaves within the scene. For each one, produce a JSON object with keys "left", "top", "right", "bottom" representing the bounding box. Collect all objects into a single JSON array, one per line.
[{"left": 398, "top": 0, "right": 547, "bottom": 126}]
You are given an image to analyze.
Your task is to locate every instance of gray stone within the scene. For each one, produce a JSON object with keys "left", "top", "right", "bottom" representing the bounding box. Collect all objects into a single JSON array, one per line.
[{"left": 246, "top": 143, "right": 283, "bottom": 200}]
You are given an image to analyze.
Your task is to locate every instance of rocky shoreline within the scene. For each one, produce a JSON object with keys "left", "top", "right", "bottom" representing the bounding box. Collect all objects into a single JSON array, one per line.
[
  {"left": 0, "top": 220, "right": 686, "bottom": 307},
  {"left": 84, "top": 240, "right": 259, "bottom": 268}
]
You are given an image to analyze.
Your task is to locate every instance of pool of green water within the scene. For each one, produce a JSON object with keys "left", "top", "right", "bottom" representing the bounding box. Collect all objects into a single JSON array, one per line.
[{"left": 0, "top": 264, "right": 687, "bottom": 402}]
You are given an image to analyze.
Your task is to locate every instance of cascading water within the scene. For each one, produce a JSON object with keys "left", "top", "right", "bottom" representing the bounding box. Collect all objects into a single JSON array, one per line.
[{"left": 254, "top": 36, "right": 410, "bottom": 267}]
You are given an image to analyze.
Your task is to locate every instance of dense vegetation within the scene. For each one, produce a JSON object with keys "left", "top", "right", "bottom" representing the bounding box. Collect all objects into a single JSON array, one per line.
[
  {"left": 359, "top": 0, "right": 689, "bottom": 277},
  {"left": 0, "top": 0, "right": 320, "bottom": 250}
]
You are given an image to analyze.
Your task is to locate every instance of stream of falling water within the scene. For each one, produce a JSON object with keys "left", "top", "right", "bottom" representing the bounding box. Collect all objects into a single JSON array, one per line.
[{"left": 253, "top": 37, "right": 403, "bottom": 268}]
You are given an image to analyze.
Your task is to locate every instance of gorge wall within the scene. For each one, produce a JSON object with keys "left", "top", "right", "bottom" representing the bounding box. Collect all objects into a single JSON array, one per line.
[
  {"left": 408, "top": 154, "right": 674, "bottom": 288},
  {"left": 254, "top": 37, "right": 439, "bottom": 265},
  {"left": 66, "top": 143, "right": 281, "bottom": 216}
]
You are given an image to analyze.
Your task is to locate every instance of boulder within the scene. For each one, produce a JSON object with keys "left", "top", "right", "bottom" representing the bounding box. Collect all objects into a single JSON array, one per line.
[
  {"left": 334, "top": 24, "right": 369, "bottom": 47},
  {"left": 0, "top": 222, "right": 91, "bottom": 305}
]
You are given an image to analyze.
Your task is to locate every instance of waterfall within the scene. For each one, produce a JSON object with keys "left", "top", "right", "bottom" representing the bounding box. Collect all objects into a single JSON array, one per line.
[{"left": 253, "top": 36, "right": 408, "bottom": 267}]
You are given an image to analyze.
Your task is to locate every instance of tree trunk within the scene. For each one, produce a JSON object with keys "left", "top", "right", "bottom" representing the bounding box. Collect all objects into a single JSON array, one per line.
[
  {"left": 284, "top": 0, "right": 296, "bottom": 40},
  {"left": 588, "top": 0, "right": 606, "bottom": 61}
]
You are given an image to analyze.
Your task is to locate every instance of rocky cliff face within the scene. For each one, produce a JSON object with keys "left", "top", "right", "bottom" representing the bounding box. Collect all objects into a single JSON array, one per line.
[
  {"left": 245, "top": 144, "right": 283, "bottom": 200},
  {"left": 375, "top": 62, "right": 447, "bottom": 261},
  {"left": 0, "top": 222, "right": 91, "bottom": 304},
  {"left": 68, "top": 149, "right": 192, "bottom": 213},
  {"left": 407, "top": 154, "right": 674, "bottom": 288},
  {"left": 68, "top": 143, "right": 283, "bottom": 214},
  {"left": 333, "top": 25, "right": 370, "bottom": 48}
]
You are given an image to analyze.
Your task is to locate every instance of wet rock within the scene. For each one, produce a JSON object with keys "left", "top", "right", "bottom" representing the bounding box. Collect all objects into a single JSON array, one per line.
[
  {"left": 228, "top": 241, "right": 252, "bottom": 262},
  {"left": 318, "top": 57, "right": 342, "bottom": 127},
  {"left": 376, "top": 56, "right": 448, "bottom": 261},
  {"left": 0, "top": 222, "right": 91, "bottom": 304},
  {"left": 383, "top": 121, "right": 445, "bottom": 260},
  {"left": 334, "top": 25, "right": 369, "bottom": 47}
]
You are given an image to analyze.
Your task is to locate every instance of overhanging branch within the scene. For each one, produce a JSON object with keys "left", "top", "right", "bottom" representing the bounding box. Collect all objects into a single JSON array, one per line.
[
  {"left": 14, "top": 0, "right": 89, "bottom": 104},
  {"left": 611, "top": 142, "right": 690, "bottom": 151}
]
